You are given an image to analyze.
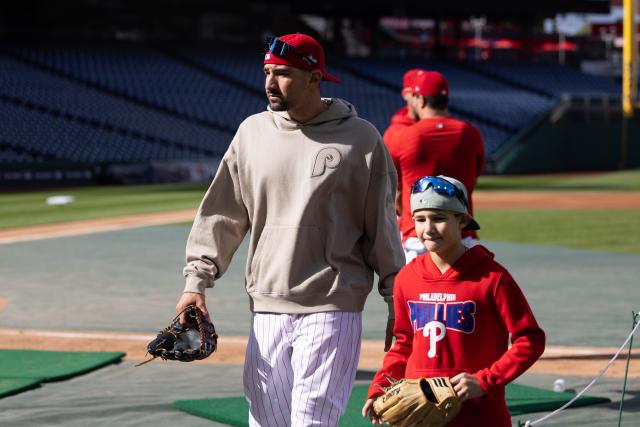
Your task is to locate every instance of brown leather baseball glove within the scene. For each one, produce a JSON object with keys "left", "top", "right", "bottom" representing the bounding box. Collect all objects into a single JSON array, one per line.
[{"left": 372, "top": 375, "right": 461, "bottom": 427}]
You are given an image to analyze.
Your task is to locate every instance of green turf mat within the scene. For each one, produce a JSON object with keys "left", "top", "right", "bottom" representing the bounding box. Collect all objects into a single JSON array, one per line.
[
  {"left": 506, "top": 383, "right": 610, "bottom": 415},
  {"left": 0, "top": 377, "right": 42, "bottom": 398},
  {"left": 0, "top": 350, "right": 125, "bottom": 382},
  {"left": 174, "top": 383, "right": 611, "bottom": 426}
]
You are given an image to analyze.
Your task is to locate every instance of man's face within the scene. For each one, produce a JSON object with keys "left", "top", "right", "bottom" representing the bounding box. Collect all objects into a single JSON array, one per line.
[{"left": 264, "top": 64, "right": 311, "bottom": 111}]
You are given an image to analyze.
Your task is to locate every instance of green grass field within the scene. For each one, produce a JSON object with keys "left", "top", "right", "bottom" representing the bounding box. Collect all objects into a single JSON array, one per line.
[
  {"left": 0, "top": 184, "right": 207, "bottom": 229},
  {"left": 476, "top": 209, "right": 640, "bottom": 254},
  {"left": 2, "top": 170, "right": 639, "bottom": 253},
  {"left": 476, "top": 169, "right": 640, "bottom": 191}
]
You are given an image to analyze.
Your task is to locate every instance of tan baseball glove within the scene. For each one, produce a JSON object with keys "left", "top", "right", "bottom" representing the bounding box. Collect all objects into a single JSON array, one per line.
[{"left": 372, "top": 375, "right": 461, "bottom": 427}]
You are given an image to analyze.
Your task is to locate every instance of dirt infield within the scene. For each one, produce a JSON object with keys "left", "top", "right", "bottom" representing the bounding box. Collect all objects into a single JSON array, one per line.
[
  {"left": 0, "top": 209, "right": 196, "bottom": 244},
  {"left": 1, "top": 327, "right": 638, "bottom": 377}
]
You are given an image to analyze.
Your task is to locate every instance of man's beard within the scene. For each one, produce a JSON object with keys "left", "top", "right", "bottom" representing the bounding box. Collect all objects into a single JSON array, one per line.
[{"left": 267, "top": 93, "right": 289, "bottom": 111}]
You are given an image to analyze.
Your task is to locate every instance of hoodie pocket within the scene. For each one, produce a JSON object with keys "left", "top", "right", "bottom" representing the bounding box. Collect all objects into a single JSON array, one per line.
[{"left": 250, "top": 225, "right": 336, "bottom": 296}]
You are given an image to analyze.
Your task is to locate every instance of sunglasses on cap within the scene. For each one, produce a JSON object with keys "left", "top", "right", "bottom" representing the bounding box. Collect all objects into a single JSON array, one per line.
[
  {"left": 411, "top": 176, "right": 468, "bottom": 209},
  {"left": 266, "top": 36, "right": 318, "bottom": 66}
]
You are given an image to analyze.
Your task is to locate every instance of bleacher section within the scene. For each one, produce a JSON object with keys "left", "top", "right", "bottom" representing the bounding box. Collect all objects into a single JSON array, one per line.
[
  {"left": 466, "top": 62, "right": 620, "bottom": 97},
  {"left": 0, "top": 146, "right": 36, "bottom": 163},
  {"left": 0, "top": 39, "right": 622, "bottom": 175},
  {"left": 0, "top": 41, "right": 266, "bottom": 166},
  {"left": 0, "top": 101, "right": 192, "bottom": 163},
  {"left": 0, "top": 59, "right": 232, "bottom": 163}
]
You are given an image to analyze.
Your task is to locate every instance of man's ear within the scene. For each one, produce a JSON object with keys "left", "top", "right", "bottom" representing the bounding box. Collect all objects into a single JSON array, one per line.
[{"left": 309, "top": 69, "right": 323, "bottom": 85}]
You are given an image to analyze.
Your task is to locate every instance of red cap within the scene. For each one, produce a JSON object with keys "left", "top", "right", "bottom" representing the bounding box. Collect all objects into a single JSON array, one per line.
[
  {"left": 401, "top": 69, "right": 425, "bottom": 94},
  {"left": 410, "top": 71, "right": 449, "bottom": 97},
  {"left": 264, "top": 33, "right": 340, "bottom": 83}
]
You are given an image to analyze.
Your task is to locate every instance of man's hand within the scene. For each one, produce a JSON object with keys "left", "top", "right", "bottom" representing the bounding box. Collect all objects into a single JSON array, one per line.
[
  {"left": 384, "top": 317, "right": 394, "bottom": 352},
  {"left": 176, "top": 292, "right": 209, "bottom": 324},
  {"left": 450, "top": 372, "right": 485, "bottom": 402},
  {"left": 361, "top": 398, "right": 383, "bottom": 425}
]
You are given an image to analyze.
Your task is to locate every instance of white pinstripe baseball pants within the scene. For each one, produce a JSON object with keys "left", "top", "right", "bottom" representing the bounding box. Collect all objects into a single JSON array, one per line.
[{"left": 243, "top": 311, "right": 362, "bottom": 427}]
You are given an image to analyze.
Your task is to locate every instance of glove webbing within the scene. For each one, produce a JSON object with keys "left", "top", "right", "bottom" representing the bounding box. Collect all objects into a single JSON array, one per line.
[{"left": 193, "top": 305, "right": 218, "bottom": 353}]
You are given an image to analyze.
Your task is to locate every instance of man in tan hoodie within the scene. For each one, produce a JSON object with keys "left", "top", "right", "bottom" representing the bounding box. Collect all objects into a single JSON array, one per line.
[{"left": 176, "top": 33, "right": 405, "bottom": 426}]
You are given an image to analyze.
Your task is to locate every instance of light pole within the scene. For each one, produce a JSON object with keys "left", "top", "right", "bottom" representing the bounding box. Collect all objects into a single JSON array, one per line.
[{"left": 470, "top": 16, "right": 486, "bottom": 61}]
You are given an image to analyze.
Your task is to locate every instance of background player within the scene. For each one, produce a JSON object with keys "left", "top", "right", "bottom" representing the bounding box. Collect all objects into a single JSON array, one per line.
[
  {"left": 383, "top": 68, "right": 424, "bottom": 232},
  {"left": 382, "top": 68, "right": 424, "bottom": 143},
  {"left": 361, "top": 175, "right": 545, "bottom": 426},
  {"left": 386, "top": 71, "right": 485, "bottom": 262},
  {"left": 175, "top": 33, "right": 405, "bottom": 426}
]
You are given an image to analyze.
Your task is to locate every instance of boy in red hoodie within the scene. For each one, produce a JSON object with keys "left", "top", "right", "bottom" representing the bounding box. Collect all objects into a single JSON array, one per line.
[{"left": 362, "top": 175, "right": 545, "bottom": 426}]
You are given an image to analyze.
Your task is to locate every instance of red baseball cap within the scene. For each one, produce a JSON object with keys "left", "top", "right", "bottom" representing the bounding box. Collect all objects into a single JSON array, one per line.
[
  {"left": 410, "top": 71, "right": 449, "bottom": 97},
  {"left": 264, "top": 33, "right": 340, "bottom": 83},
  {"left": 401, "top": 69, "right": 426, "bottom": 94}
]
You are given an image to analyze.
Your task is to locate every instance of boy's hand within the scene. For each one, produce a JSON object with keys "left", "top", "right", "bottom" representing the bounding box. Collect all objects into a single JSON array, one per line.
[
  {"left": 361, "top": 398, "right": 383, "bottom": 425},
  {"left": 450, "top": 372, "right": 484, "bottom": 402}
]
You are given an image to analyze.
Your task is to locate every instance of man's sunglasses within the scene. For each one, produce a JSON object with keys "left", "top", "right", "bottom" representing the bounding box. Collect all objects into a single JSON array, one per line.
[
  {"left": 411, "top": 176, "right": 468, "bottom": 209},
  {"left": 266, "top": 36, "right": 318, "bottom": 66}
]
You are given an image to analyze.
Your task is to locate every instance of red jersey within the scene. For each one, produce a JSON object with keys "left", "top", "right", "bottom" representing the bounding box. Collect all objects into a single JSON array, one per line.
[
  {"left": 368, "top": 245, "right": 545, "bottom": 427},
  {"left": 383, "top": 106, "right": 416, "bottom": 224},
  {"left": 387, "top": 117, "right": 485, "bottom": 241},
  {"left": 383, "top": 106, "right": 415, "bottom": 145}
]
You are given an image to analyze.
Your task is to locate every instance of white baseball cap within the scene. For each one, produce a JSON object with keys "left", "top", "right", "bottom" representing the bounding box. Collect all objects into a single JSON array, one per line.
[{"left": 410, "top": 175, "right": 480, "bottom": 231}]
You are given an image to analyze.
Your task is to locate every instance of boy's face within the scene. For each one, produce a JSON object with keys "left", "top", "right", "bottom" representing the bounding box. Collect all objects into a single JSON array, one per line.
[{"left": 413, "top": 209, "right": 468, "bottom": 254}]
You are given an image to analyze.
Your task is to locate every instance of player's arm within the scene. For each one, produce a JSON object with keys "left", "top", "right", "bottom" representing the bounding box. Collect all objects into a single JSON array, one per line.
[
  {"left": 395, "top": 171, "right": 402, "bottom": 217},
  {"left": 384, "top": 131, "right": 403, "bottom": 217},
  {"left": 361, "top": 140, "right": 405, "bottom": 349},
  {"left": 466, "top": 124, "right": 485, "bottom": 179},
  {"left": 472, "top": 272, "right": 546, "bottom": 393},
  {"left": 179, "top": 138, "right": 250, "bottom": 316}
]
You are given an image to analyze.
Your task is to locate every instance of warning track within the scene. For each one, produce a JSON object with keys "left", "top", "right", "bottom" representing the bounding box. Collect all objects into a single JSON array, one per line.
[{"left": 0, "top": 327, "right": 637, "bottom": 376}]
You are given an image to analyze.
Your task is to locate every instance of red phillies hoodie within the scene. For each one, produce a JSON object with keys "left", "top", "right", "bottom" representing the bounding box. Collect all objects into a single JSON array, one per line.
[{"left": 368, "top": 245, "right": 545, "bottom": 427}]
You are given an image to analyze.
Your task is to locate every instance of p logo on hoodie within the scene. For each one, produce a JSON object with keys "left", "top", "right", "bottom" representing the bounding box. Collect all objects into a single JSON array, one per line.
[{"left": 311, "top": 147, "right": 341, "bottom": 177}]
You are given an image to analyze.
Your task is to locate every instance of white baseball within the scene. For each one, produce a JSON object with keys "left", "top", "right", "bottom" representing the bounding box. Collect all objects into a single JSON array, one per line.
[{"left": 553, "top": 378, "right": 566, "bottom": 392}]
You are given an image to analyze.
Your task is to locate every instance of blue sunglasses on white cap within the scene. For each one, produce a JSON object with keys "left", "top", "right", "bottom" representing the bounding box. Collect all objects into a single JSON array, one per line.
[{"left": 411, "top": 176, "right": 469, "bottom": 210}]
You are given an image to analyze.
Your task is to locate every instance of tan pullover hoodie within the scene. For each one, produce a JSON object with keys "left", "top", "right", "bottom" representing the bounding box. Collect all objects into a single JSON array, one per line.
[{"left": 183, "top": 98, "right": 405, "bottom": 315}]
